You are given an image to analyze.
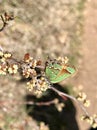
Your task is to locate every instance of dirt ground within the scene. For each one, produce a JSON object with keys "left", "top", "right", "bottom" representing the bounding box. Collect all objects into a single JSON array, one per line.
[{"left": 74, "top": 0, "right": 97, "bottom": 130}]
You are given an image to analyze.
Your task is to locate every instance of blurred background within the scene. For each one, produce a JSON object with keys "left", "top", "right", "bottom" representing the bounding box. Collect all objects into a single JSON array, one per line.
[{"left": 0, "top": 0, "right": 97, "bottom": 130}]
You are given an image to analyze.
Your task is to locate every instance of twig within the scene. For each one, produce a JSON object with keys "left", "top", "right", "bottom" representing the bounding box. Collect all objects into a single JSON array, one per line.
[
  {"left": 49, "top": 86, "right": 90, "bottom": 117},
  {"left": 0, "top": 12, "right": 14, "bottom": 32},
  {"left": 0, "top": 15, "right": 7, "bottom": 31},
  {"left": 0, "top": 99, "right": 56, "bottom": 106}
]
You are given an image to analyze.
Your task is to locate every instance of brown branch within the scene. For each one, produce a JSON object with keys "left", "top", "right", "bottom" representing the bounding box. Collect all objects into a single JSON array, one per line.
[
  {"left": 0, "top": 99, "right": 56, "bottom": 107},
  {"left": 0, "top": 15, "right": 7, "bottom": 31},
  {"left": 0, "top": 12, "right": 14, "bottom": 32}
]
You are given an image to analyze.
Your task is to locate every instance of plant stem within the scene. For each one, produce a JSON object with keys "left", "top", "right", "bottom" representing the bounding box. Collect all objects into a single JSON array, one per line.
[{"left": 49, "top": 86, "right": 90, "bottom": 117}]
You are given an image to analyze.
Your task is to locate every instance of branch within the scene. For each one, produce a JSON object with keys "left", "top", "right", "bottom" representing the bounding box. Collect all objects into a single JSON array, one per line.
[
  {"left": 0, "top": 12, "right": 14, "bottom": 32},
  {"left": 49, "top": 86, "right": 90, "bottom": 117},
  {"left": 0, "top": 15, "right": 7, "bottom": 31}
]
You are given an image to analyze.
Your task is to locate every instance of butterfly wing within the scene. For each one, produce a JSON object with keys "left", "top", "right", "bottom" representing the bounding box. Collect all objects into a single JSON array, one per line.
[{"left": 46, "top": 63, "right": 76, "bottom": 83}]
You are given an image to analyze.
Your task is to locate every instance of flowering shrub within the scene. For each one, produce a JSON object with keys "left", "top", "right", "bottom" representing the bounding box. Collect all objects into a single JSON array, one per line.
[{"left": 0, "top": 12, "right": 97, "bottom": 129}]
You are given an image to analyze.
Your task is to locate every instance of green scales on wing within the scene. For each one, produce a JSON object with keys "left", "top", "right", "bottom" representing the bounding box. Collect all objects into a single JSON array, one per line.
[{"left": 45, "top": 63, "right": 76, "bottom": 83}]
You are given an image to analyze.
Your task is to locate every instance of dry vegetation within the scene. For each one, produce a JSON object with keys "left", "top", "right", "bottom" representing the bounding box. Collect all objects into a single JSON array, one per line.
[{"left": 0, "top": 0, "right": 86, "bottom": 130}]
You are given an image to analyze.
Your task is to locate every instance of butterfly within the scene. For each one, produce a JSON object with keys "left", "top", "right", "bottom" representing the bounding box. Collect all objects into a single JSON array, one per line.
[{"left": 45, "top": 62, "right": 76, "bottom": 83}]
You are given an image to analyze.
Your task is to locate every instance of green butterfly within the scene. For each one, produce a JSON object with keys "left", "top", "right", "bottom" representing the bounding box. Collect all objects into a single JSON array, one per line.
[{"left": 45, "top": 63, "right": 76, "bottom": 83}]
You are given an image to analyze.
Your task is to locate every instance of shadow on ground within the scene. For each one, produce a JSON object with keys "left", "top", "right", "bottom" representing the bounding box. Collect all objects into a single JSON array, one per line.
[
  {"left": 25, "top": 84, "right": 79, "bottom": 130},
  {"left": 89, "top": 128, "right": 97, "bottom": 130}
]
